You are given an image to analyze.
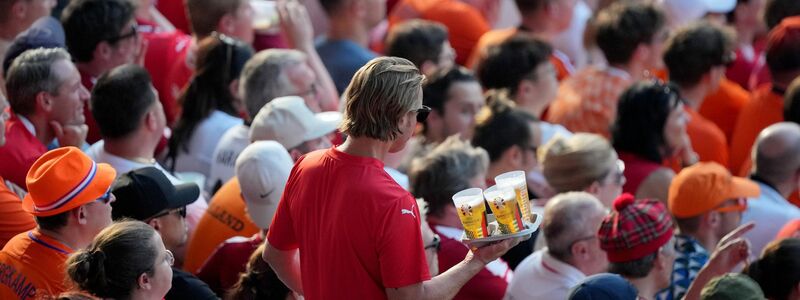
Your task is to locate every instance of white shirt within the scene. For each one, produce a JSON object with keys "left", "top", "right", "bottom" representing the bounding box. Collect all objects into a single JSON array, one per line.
[
  {"left": 88, "top": 141, "right": 209, "bottom": 234},
  {"left": 539, "top": 122, "right": 573, "bottom": 145},
  {"left": 206, "top": 124, "right": 250, "bottom": 193},
  {"left": 742, "top": 181, "right": 800, "bottom": 257},
  {"left": 504, "top": 249, "right": 586, "bottom": 300},
  {"left": 170, "top": 110, "right": 242, "bottom": 179}
]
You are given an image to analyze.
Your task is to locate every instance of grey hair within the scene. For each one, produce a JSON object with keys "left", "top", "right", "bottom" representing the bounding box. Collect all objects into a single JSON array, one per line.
[
  {"left": 239, "top": 49, "right": 307, "bottom": 119},
  {"left": 543, "top": 192, "right": 606, "bottom": 262},
  {"left": 6, "top": 48, "right": 72, "bottom": 116}
]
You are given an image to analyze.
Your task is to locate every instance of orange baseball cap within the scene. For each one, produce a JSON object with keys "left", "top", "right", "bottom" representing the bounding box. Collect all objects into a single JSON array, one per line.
[
  {"left": 668, "top": 162, "right": 760, "bottom": 218},
  {"left": 22, "top": 147, "right": 116, "bottom": 216}
]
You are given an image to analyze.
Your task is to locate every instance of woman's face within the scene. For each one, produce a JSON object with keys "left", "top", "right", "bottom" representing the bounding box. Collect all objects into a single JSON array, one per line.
[
  {"left": 146, "top": 232, "right": 173, "bottom": 299},
  {"left": 663, "top": 102, "right": 689, "bottom": 155}
]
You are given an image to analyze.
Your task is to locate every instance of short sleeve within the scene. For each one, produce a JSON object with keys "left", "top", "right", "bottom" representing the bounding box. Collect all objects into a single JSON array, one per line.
[
  {"left": 266, "top": 165, "right": 301, "bottom": 250},
  {"left": 377, "top": 195, "right": 431, "bottom": 288}
]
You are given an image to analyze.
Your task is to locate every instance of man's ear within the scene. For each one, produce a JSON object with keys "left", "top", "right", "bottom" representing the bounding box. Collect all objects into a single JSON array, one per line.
[
  {"left": 36, "top": 91, "right": 53, "bottom": 113},
  {"left": 11, "top": 1, "right": 27, "bottom": 20},
  {"left": 94, "top": 41, "right": 114, "bottom": 62},
  {"left": 148, "top": 218, "right": 161, "bottom": 232},
  {"left": 75, "top": 206, "right": 88, "bottom": 225},
  {"left": 217, "top": 12, "right": 237, "bottom": 35}
]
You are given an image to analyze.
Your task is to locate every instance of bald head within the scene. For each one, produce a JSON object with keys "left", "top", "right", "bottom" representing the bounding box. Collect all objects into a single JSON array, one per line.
[
  {"left": 543, "top": 192, "right": 606, "bottom": 261},
  {"left": 753, "top": 122, "right": 800, "bottom": 185}
]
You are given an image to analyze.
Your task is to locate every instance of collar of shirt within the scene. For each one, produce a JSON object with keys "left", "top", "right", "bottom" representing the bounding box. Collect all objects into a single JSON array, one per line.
[
  {"left": 540, "top": 249, "right": 586, "bottom": 283},
  {"left": 28, "top": 230, "right": 73, "bottom": 255},
  {"left": 749, "top": 177, "right": 783, "bottom": 204},
  {"left": 16, "top": 114, "right": 36, "bottom": 137}
]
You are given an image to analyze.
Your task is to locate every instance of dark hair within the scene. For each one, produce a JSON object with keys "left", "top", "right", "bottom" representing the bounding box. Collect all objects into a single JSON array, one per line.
[
  {"left": 226, "top": 243, "right": 291, "bottom": 300},
  {"left": 514, "top": 0, "right": 551, "bottom": 15},
  {"left": 472, "top": 91, "right": 537, "bottom": 162},
  {"left": 91, "top": 64, "right": 156, "bottom": 139},
  {"left": 186, "top": 0, "right": 244, "bottom": 39},
  {"left": 611, "top": 81, "right": 682, "bottom": 163},
  {"left": 6, "top": 48, "right": 71, "bottom": 116},
  {"left": 595, "top": 1, "right": 666, "bottom": 65},
  {"left": 61, "top": 0, "right": 135, "bottom": 62},
  {"left": 745, "top": 238, "right": 800, "bottom": 300},
  {"left": 784, "top": 76, "right": 800, "bottom": 124},
  {"left": 475, "top": 35, "right": 552, "bottom": 97},
  {"left": 168, "top": 34, "right": 253, "bottom": 163},
  {"left": 385, "top": 20, "right": 448, "bottom": 69},
  {"left": 67, "top": 221, "right": 159, "bottom": 299},
  {"left": 35, "top": 212, "right": 70, "bottom": 231},
  {"left": 765, "top": 0, "right": 800, "bottom": 29},
  {"left": 421, "top": 66, "right": 478, "bottom": 129},
  {"left": 609, "top": 252, "right": 657, "bottom": 278},
  {"left": 664, "top": 21, "right": 735, "bottom": 88},
  {"left": 766, "top": 22, "right": 800, "bottom": 78}
]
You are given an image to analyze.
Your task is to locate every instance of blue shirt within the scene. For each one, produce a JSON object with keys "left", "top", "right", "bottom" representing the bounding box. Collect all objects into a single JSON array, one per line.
[
  {"left": 316, "top": 39, "right": 377, "bottom": 94},
  {"left": 656, "top": 234, "right": 709, "bottom": 300}
]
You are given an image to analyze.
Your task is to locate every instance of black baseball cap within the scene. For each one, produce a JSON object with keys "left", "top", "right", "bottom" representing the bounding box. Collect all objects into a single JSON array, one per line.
[{"left": 111, "top": 167, "right": 199, "bottom": 221}]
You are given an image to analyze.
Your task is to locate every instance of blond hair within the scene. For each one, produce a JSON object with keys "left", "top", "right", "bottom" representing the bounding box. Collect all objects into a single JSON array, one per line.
[
  {"left": 540, "top": 133, "right": 617, "bottom": 192},
  {"left": 340, "top": 57, "right": 424, "bottom": 141}
]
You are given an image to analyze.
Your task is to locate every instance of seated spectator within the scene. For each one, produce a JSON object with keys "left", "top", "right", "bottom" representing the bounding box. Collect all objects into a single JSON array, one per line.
[
  {"left": 65, "top": 221, "right": 173, "bottom": 300},
  {"left": 110, "top": 167, "right": 216, "bottom": 299},
  {"left": 0, "top": 94, "right": 34, "bottom": 247},
  {"left": 183, "top": 97, "right": 338, "bottom": 274},
  {"left": 663, "top": 21, "right": 734, "bottom": 168},
  {"left": 546, "top": 1, "right": 667, "bottom": 138},
  {"left": 226, "top": 243, "right": 294, "bottom": 300},
  {"left": 87, "top": 64, "right": 207, "bottom": 255},
  {"left": 731, "top": 16, "right": 800, "bottom": 175},
  {"left": 700, "top": 273, "right": 766, "bottom": 300},
  {"left": 409, "top": 136, "right": 511, "bottom": 299},
  {"left": 207, "top": 49, "right": 322, "bottom": 193},
  {"left": 384, "top": 20, "right": 455, "bottom": 77},
  {"left": 746, "top": 238, "right": 800, "bottom": 300},
  {"left": 568, "top": 273, "right": 638, "bottom": 300},
  {"left": 0, "top": 48, "right": 89, "bottom": 189},
  {"left": 195, "top": 141, "right": 293, "bottom": 296},
  {"left": 315, "top": 0, "right": 382, "bottom": 93},
  {"left": 661, "top": 162, "right": 760, "bottom": 299},
  {"left": 475, "top": 36, "right": 570, "bottom": 144},
  {"left": 507, "top": 192, "right": 608, "bottom": 299},
  {"left": 61, "top": 0, "right": 143, "bottom": 143},
  {"left": 741, "top": 122, "right": 800, "bottom": 256},
  {"left": 0, "top": 147, "right": 115, "bottom": 299},
  {"left": 166, "top": 34, "right": 254, "bottom": 177},
  {"left": 539, "top": 133, "right": 624, "bottom": 207},
  {"left": 467, "top": 0, "right": 576, "bottom": 79},
  {"left": 612, "top": 81, "right": 696, "bottom": 202},
  {"left": 0, "top": 0, "right": 56, "bottom": 67},
  {"left": 598, "top": 194, "right": 752, "bottom": 299},
  {"left": 2, "top": 16, "right": 65, "bottom": 78}
]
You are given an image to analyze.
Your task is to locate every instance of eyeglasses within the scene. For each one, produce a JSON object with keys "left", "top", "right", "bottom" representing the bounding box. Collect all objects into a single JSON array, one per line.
[
  {"left": 414, "top": 105, "right": 432, "bottom": 123},
  {"left": 107, "top": 24, "right": 138, "bottom": 44},
  {"left": 424, "top": 234, "right": 440, "bottom": 252},
  {"left": 95, "top": 189, "right": 113, "bottom": 204},
  {"left": 603, "top": 159, "right": 626, "bottom": 186},
  {"left": 714, "top": 197, "right": 747, "bottom": 213},
  {"left": 149, "top": 207, "right": 187, "bottom": 220}
]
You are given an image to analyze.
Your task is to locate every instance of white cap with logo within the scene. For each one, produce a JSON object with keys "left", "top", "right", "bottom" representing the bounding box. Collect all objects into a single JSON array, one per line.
[
  {"left": 235, "top": 140, "right": 294, "bottom": 229},
  {"left": 249, "top": 96, "right": 342, "bottom": 149}
]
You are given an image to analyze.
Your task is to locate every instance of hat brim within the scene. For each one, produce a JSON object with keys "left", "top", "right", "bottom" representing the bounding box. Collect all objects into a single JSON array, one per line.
[
  {"left": 23, "top": 163, "right": 117, "bottom": 217},
  {"left": 303, "top": 111, "right": 342, "bottom": 142},
  {"left": 726, "top": 177, "right": 761, "bottom": 200},
  {"left": 244, "top": 200, "right": 278, "bottom": 229},
  {"left": 167, "top": 182, "right": 200, "bottom": 210}
]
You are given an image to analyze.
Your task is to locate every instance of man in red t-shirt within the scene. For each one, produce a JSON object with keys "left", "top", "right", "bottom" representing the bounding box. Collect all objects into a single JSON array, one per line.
[
  {"left": 0, "top": 48, "right": 89, "bottom": 189},
  {"left": 265, "top": 57, "right": 520, "bottom": 299}
]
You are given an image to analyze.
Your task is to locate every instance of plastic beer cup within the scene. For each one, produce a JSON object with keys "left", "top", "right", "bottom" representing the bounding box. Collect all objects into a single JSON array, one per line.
[
  {"left": 452, "top": 188, "right": 489, "bottom": 239},
  {"left": 484, "top": 185, "right": 525, "bottom": 234},
  {"left": 495, "top": 171, "right": 532, "bottom": 223}
]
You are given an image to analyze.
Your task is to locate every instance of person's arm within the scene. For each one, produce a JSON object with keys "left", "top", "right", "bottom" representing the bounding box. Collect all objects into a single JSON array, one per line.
[
  {"left": 682, "top": 222, "right": 755, "bottom": 300},
  {"left": 278, "top": 0, "right": 339, "bottom": 111},
  {"left": 263, "top": 242, "right": 304, "bottom": 296},
  {"left": 385, "top": 238, "right": 519, "bottom": 300}
]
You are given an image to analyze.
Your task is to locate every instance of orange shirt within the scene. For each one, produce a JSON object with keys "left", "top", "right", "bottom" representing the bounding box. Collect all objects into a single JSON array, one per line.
[
  {"left": 729, "top": 84, "right": 783, "bottom": 175},
  {"left": 699, "top": 78, "right": 751, "bottom": 145},
  {"left": 183, "top": 177, "right": 259, "bottom": 273},
  {"left": 0, "top": 230, "right": 73, "bottom": 300},
  {"left": 389, "top": 0, "right": 489, "bottom": 66},
  {"left": 686, "top": 107, "right": 729, "bottom": 168},
  {"left": 0, "top": 179, "right": 35, "bottom": 248},
  {"left": 467, "top": 28, "right": 573, "bottom": 81}
]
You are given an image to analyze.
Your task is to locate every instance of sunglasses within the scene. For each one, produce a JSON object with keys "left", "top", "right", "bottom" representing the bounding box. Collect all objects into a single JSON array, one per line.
[
  {"left": 714, "top": 198, "right": 747, "bottom": 213},
  {"left": 424, "top": 234, "right": 440, "bottom": 252},
  {"left": 212, "top": 32, "right": 237, "bottom": 84},
  {"left": 414, "top": 105, "right": 432, "bottom": 123},
  {"left": 150, "top": 207, "right": 187, "bottom": 220},
  {"left": 107, "top": 24, "right": 138, "bottom": 44},
  {"left": 95, "top": 190, "right": 113, "bottom": 204}
]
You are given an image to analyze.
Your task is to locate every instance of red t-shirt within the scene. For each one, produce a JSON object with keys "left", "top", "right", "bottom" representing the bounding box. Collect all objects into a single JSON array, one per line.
[
  {"left": 0, "top": 179, "right": 35, "bottom": 248},
  {"left": 144, "top": 31, "right": 193, "bottom": 125},
  {"left": 0, "top": 114, "right": 47, "bottom": 189},
  {"left": 267, "top": 147, "right": 431, "bottom": 299},
  {"left": 196, "top": 234, "right": 263, "bottom": 296},
  {"left": 619, "top": 152, "right": 663, "bottom": 196},
  {"left": 79, "top": 72, "right": 103, "bottom": 144},
  {"left": 0, "top": 230, "right": 73, "bottom": 300}
]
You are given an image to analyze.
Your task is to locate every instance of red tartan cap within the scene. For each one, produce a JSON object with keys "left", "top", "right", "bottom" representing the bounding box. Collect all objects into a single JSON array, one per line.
[{"left": 598, "top": 194, "right": 674, "bottom": 263}]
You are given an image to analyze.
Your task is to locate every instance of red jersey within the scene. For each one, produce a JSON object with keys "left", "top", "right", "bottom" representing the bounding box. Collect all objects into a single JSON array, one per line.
[
  {"left": 267, "top": 147, "right": 431, "bottom": 299},
  {"left": 144, "top": 31, "right": 193, "bottom": 125},
  {"left": 0, "top": 114, "right": 47, "bottom": 189},
  {"left": 0, "top": 230, "right": 73, "bottom": 300},
  {"left": 196, "top": 234, "right": 263, "bottom": 296},
  {"left": 79, "top": 71, "right": 103, "bottom": 144}
]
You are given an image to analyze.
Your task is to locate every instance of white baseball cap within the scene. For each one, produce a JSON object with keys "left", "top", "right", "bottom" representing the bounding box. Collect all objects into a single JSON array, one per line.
[
  {"left": 249, "top": 96, "right": 342, "bottom": 149},
  {"left": 235, "top": 140, "right": 294, "bottom": 229},
  {"left": 660, "top": 0, "right": 736, "bottom": 28}
]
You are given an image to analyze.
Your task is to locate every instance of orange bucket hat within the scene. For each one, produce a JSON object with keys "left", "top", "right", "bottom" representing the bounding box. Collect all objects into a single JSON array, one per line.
[{"left": 22, "top": 147, "right": 116, "bottom": 216}]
